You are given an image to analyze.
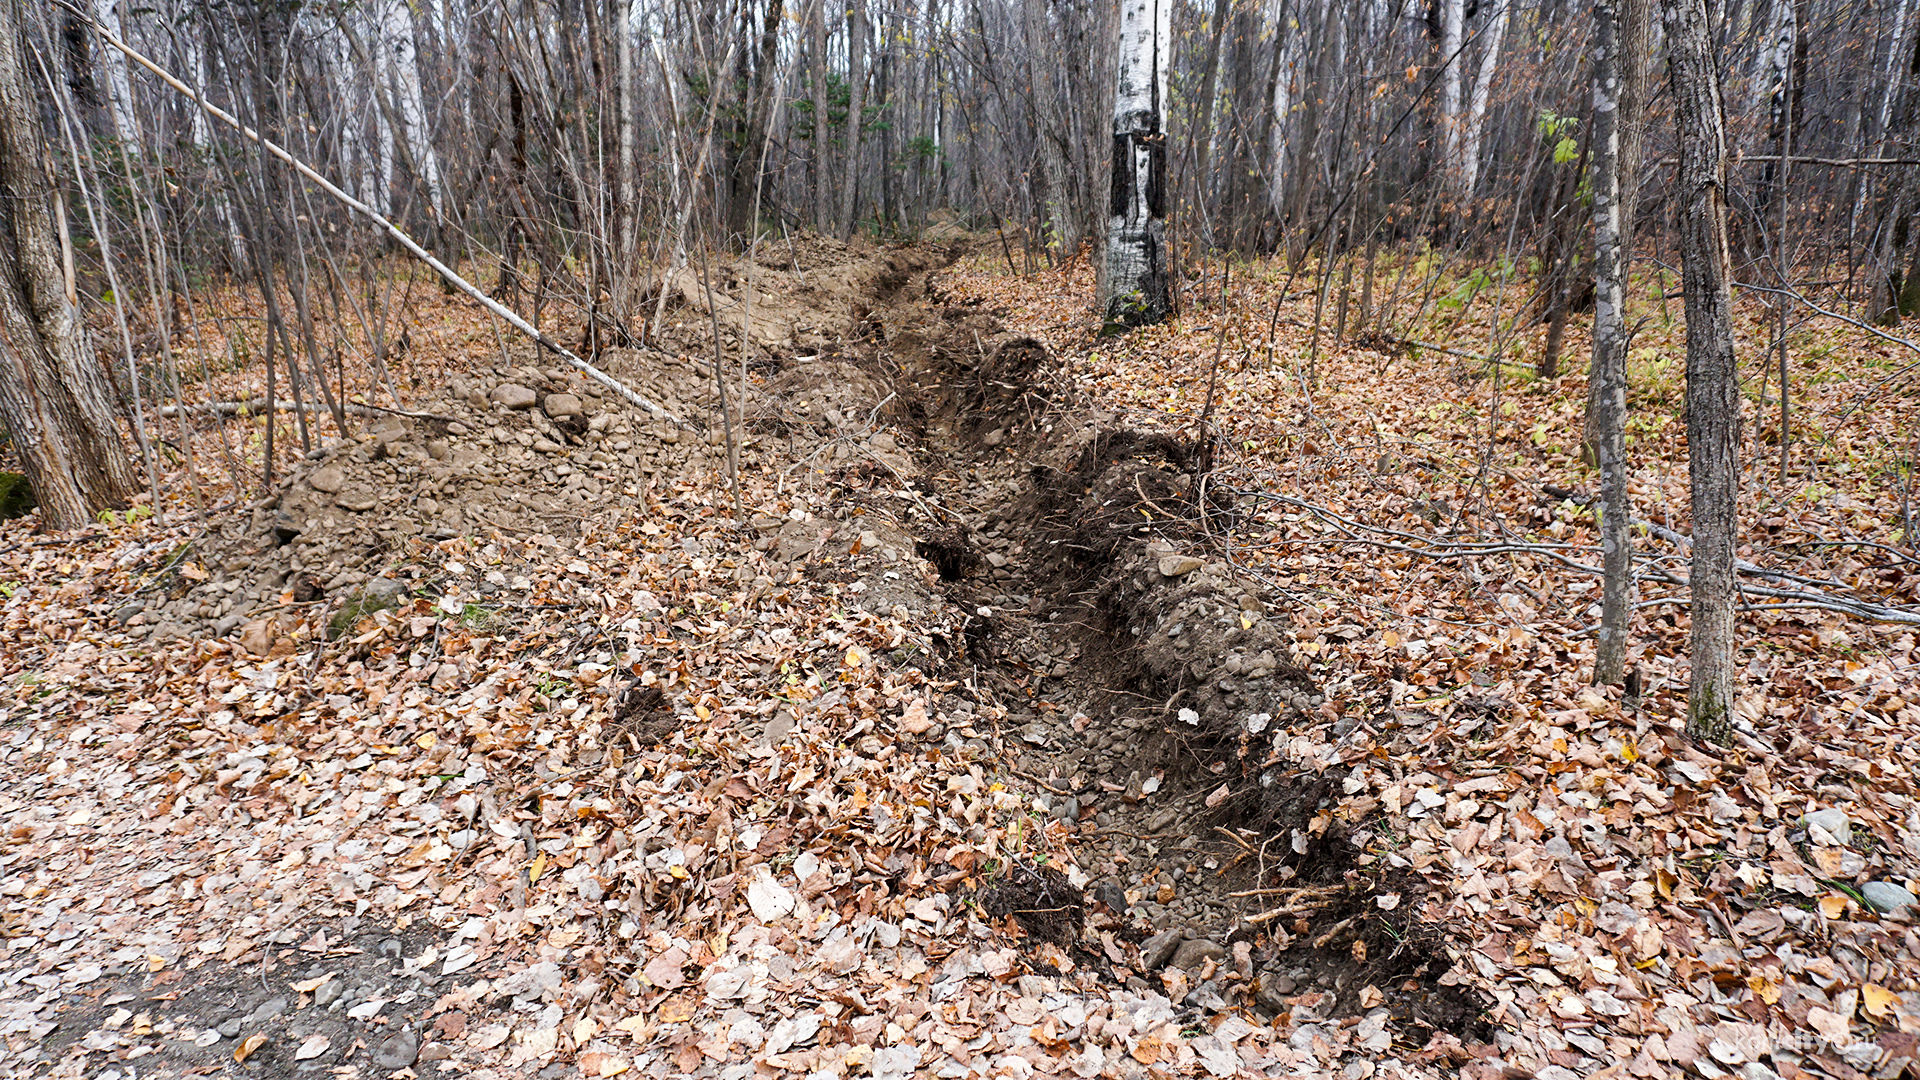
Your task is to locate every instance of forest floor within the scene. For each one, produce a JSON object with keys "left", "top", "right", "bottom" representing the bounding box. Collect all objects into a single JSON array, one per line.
[{"left": 2, "top": 230, "right": 1918, "bottom": 1080}]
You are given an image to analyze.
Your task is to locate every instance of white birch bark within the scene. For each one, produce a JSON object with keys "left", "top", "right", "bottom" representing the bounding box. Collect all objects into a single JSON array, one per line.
[
  {"left": 1591, "top": 0, "right": 1634, "bottom": 686},
  {"left": 1458, "top": 0, "right": 1510, "bottom": 198},
  {"left": 1440, "top": 0, "right": 1465, "bottom": 190},
  {"left": 616, "top": 0, "right": 639, "bottom": 316},
  {"left": 93, "top": 0, "right": 138, "bottom": 145},
  {"left": 1102, "top": 0, "right": 1170, "bottom": 325},
  {"left": 374, "top": 0, "right": 444, "bottom": 225}
]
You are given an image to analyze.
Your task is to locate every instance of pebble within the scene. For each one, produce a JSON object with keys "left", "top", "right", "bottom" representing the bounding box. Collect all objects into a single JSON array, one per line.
[
  {"left": 1169, "top": 938, "right": 1225, "bottom": 973},
  {"left": 1802, "top": 808, "right": 1853, "bottom": 845},
  {"left": 246, "top": 996, "right": 289, "bottom": 1025},
  {"left": 373, "top": 1029, "right": 421, "bottom": 1070},
  {"left": 313, "top": 978, "right": 343, "bottom": 1007},
  {"left": 308, "top": 466, "right": 346, "bottom": 494},
  {"left": 1158, "top": 555, "right": 1203, "bottom": 577},
  {"left": 532, "top": 438, "right": 563, "bottom": 454},
  {"left": 491, "top": 384, "right": 538, "bottom": 410},
  {"left": 542, "top": 393, "right": 584, "bottom": 419},
  {"left": 1863, "top": 881, "right": 1917, "bottom": 915},
  {"left": 1139, "top": 930, "right": 1184, "bottom": 970}
]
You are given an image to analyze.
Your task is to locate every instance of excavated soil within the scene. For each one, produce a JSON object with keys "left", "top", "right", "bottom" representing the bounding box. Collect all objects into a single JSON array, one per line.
[{"left": 90, "top": 232, "right": 1486, "bottom": 1055}]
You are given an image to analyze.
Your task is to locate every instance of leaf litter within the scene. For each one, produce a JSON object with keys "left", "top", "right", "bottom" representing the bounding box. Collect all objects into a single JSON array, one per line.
[{"left": 1, "top": 231, "right": 1917, "bottom": 1080}]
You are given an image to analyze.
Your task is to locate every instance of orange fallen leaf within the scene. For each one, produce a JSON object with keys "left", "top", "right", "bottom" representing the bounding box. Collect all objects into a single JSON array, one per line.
[
  {"left": 235, "top": 1033, "right": 267, "bottom": 1062},
  {"left": 1863, "top": 982, "right": 1898, "bottom": 1018}
]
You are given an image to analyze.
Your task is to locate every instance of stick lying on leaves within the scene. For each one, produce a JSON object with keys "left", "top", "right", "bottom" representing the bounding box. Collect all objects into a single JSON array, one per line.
[
  {"left": 1250, "top": 490, "right": 1920, "bottom": 628},
  {"left": 64, "top": 1, "right": 686, "bottom": 431},
  {"left": 156, "top": 400, "right": 456, "bottom": 423}
]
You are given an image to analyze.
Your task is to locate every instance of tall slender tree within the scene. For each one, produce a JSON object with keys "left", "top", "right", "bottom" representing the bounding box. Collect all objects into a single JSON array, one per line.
[
  {"left": 1591, "top": 0, "right": 1650, "bottom": 688},
  {"left": 1663, "top": 0, "right": 1742, "bottom": 742}
]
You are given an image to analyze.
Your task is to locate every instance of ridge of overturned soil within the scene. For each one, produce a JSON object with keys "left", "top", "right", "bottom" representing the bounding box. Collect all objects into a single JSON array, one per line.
[{"left": 818, "top": 253, "right": 1492, "bottom": 1041}]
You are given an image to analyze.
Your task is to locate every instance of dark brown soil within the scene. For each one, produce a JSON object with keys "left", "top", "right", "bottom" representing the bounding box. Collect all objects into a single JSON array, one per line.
[{"left": 844, "top": 248, "right": 1493, "bottom": 1043}]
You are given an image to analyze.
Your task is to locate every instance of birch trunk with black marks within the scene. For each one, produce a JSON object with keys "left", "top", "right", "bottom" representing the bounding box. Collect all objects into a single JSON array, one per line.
[
  {"left": 1102, "top": 0, "right": 1170, "bottom": 327},
  {"left": 1663, "top": 0, "right": 1741, "bottom": 742}
]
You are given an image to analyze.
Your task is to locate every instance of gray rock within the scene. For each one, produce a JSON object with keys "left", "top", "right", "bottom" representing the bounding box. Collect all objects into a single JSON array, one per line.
[
  {"left": 542, "top": 393, "right": 584, "bottom": 419},
  {"left": 1863, "top": 881, "right": 1918, "bottom": 915},
  {"left": 446, "top": 421, "right": 469, "bottom": 436},
  {"left": 373, "top": 1029, "right": 421, "bottom": 1070},
  {"left": 1802, "top": 808, "right": 1853, "bottom": 845},
  {"left": 336, "top": 493, "right": 378, "bottom": 513},
  {"left": 217, "top": 1017, "right": 244, "bottom": 1038},
  {"left": 1139, "top": 930, "right": 1184, "bottom": 971},
  {"left": 426, "top": 440, "right": 450, "bottom": 461},
  {"left": 313, "top": 977, "right": 343, "bottom": 1007},
  {"left": 1184, "top": 980, "right": 1229, "bottom": 1012},
  {"left": 1169, "top": 938, "right": 1226, "bottom": 973},
  {"left": 1090, "top": 881, "right": 1129, "bottom": 915},
  {"left": 532, "top": 437, "right": 563, "bottom": 454},
  {"left": 1158, "top": 555, "right": 1203, "bottom": 577},
  {"left": 762, "top": 711, "right": 796, "bottom": 746},
  {"left": 380, "top": 938, "right": 404, "bottom": 958},
  {"left": 491, "top": 384, "right": 538, "bottom": 410},
  {"left": 307, "top": 466, "right": 346, "bottom": 494},
  {"left": 246, "top": 996, "right": 289, "bottom": 1025}
]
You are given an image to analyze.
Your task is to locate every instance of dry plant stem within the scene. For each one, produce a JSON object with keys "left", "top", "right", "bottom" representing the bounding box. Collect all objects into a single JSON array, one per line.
[
  {"left": 696, "top": 241, "right": 745, "bottom": 517},
  {"left": 67, "top": 4, "right": 686, "bottom": 431},
  {"left": 1193, "top": 263, "right": 1231, "bottom": 440},
  {"left": 36, "top": 50, "right": 162, "bottom": 516}
]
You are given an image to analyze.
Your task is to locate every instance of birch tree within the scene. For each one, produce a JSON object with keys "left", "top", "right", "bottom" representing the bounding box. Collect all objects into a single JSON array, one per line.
[
  {"left": 1458, "top": 0, "right": 1511, "bottom": 199},
  {"left": 1590, "top": 0, "right": 1649, "bottom": 688},
  {"left": 1662, "top": 0, "right": 1741, "bottom": 742},
  {"left": 1103, "top": 0, "right": 1171, "bottom": 327}
]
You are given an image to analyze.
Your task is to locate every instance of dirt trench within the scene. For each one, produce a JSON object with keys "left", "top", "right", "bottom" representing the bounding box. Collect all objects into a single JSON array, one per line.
[{"left": 783, "top": 249, "right": 1492, "bottom": 1044}]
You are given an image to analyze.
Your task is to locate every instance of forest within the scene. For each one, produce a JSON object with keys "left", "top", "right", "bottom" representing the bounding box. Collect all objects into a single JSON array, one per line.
[{"left": 2, "top": 0, "right": 1919, "bottom": 1077}]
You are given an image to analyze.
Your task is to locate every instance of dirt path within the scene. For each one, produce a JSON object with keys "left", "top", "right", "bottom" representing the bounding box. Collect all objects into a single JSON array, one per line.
[{"left": 2, "top": 234, "right": 1489, "bottom": 1079}]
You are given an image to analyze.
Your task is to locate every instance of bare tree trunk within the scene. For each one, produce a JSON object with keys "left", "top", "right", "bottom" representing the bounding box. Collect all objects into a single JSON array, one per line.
[
  {"left": 1591, "top": 0, "right": 1643, "bottom": 687},
  {"left": 1459, "top": 0, "right": 1511, "bottom": 199},
  {"left": 1103, "top": 0, "right": 1171, "bottom": 327},
  {"left": 1663, "top": 0, "right": 1742, "bottom": 743},
  {"left": 836, "top": 0, "right": 867, "bottom": 239},
  {"left": 1189, "top": 0, "right": 1232, "bottom": 247},
  {"left": 0, "top": 0, "right": 137, "bottom": 529},
  {"left": 1440, "top": 0, "right": 1465, "bottom": 190},
  {"left": 811, "top": 0, "right": 832, "bottom": 232},
  {"left": 615, "top": 0, "right": 638, "bottom": 319}
]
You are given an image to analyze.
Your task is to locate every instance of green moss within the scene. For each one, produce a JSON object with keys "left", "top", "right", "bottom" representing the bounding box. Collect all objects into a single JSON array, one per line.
[
  {"left": 0, "top": 473, "right": 35, "bottom": 521},
  {"left": 327, "top": 578, "right": 411, "bottom": 639}
]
